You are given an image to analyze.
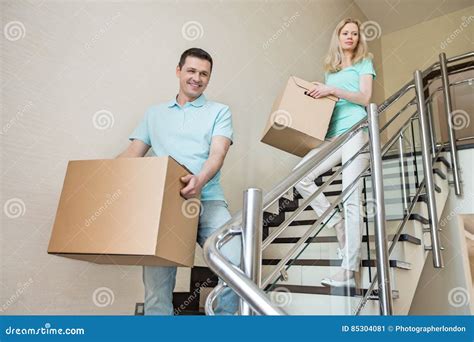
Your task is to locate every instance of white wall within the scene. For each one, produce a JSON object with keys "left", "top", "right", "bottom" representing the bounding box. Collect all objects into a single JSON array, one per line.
[
  {"left": 378, "top": 5, "right": 474, "bottom": 142},
  {"left": 410, "top": 149, "right": 474, "bottom": 315},
  {"left": 1, "top": 0, "right": 383, "bottom": 314}
]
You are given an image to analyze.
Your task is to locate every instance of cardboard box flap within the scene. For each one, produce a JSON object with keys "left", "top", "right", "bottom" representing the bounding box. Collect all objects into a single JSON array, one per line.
[
  {"left": 169, "top": 155, "right": 193, "bottom": 175},
  {"left": 291, "top": 76, "right": 338, "bottom": 102},
  {"left": 291, "top": 76, "right": 314, "bottom": 91}
]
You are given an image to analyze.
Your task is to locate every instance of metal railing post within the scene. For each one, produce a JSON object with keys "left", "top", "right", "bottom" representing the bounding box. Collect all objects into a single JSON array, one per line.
[
  {"left": 414, "top": 70, "right": 444, "bottom": 268},
  {"left": 398, "top": 134, "right": 408, "bottom": 214},
  {"left": 410, "top": 120, "right": 420, "bottom": 188},
  {"left": 367, "top": 103, "right": 393, "bottom": 315},
  {"left": 439, "top": 52, "right": 462, "bottom": 196},
  {"left": 426, "top": 99, "right": 437, "bottom": 155},
  {"left": 240, "top": 188, "right": 263, "bottom": 316}
]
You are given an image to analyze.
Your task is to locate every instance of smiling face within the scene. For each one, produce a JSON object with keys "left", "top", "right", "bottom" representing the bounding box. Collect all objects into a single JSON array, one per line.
[
  {"left": 176, "top": 56, "right": 211, "bottom": 100},
  {"left": 339, "top": 22, "right": 359, "bottom": 52}
]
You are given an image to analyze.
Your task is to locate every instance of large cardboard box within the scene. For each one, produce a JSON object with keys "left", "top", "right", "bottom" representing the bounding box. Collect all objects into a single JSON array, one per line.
[
  {"left": 47, "top": 156, "right": 199, "bottom": 267},
  {"left": 261, "top": 76, "right": 338, "bottom": 157}
]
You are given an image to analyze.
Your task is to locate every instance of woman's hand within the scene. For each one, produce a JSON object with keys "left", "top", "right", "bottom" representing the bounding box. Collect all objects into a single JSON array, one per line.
[{"left": 306, "top": 82, "right": 336, "bottom": 99}]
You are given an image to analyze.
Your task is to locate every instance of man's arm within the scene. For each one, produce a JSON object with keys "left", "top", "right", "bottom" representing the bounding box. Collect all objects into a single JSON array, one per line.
[
  {"left": 180, "top": 135, "right": 231, "bottom": 199},
  {"left": 116, "top": 139, "right": 151, "bottom": 158}
]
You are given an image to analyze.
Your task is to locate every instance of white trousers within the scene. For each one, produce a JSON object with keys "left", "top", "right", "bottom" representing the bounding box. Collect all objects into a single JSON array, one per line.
[{"left": 294, "top": 130, "right": 369, "bottom": 272}]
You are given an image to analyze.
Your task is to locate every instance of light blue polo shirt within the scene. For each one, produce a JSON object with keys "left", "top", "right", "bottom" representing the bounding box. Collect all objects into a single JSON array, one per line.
[
  {"left": 129, "top": 94, "right": 233, "bottom": 202},
  {"left": 325, "top": 58, "right": 376, "bottom": 138}
]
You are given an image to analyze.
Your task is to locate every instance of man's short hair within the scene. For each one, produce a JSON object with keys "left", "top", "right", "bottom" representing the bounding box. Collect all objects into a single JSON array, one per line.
[{"left": 178, "top": 48, "right": 213, "bottom": 72}]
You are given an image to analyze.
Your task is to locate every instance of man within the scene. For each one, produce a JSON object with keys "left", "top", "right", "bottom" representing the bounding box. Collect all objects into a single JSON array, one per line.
[{"left": 117, "top": 48, "right": 240, "bottom": 315}]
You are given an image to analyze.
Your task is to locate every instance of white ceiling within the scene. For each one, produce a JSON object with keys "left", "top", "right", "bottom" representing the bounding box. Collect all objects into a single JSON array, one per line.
[{"left": 354, "top": 0, "right": 473, "bottom": 35}]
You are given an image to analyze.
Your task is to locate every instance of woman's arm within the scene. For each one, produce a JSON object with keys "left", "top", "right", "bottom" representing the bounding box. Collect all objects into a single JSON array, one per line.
[{"left": 307, "top": 74, "right": 373, "bottom": 106}]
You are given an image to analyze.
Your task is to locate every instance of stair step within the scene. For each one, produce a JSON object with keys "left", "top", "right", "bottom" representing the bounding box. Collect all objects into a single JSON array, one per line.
[
  {"left": 263, "top": 233, "right": 421, "bottom": 262},
  {"left": 264, "top": 291, "right": 380, "bottom": 315},
  {"left": 267, "top": 218, "right": 422, "bottom": 239},
  {"left": 271, "top": 233, "right": 421, "bottom": 246},
  {"left": 278, "top": 198, "right": 426, "bottom": 222},
  {"left": 261, "top": 260, "right": 408, "bottom": 289},
  {"left": 266, "top": 284, "right": 400, "bottom": 299},
  {"left": 262, "top": 258, "right": 411, "bottom": 269},
  {"left": 134, "top": 302, "right": 205, "bottom": 316},
  {"left": 264, "top": 213, "right": 429, "bottom": 229}
]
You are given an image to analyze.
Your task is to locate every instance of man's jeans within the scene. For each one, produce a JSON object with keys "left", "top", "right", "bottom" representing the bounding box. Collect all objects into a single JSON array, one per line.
[{"left": 143, "top": 200, "right": 241, "bottom": 315}]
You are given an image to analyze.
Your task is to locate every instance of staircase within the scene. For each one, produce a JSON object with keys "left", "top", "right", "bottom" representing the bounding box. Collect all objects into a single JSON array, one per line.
[
  {"left": 263, "top": 152, "right": 451, "bottom": 315},
  {"left": 138, "top": 153, "right": 448, "bottom": 316},
  {"left": 135, "top": 51, "right": 472, "bottom": 316}
]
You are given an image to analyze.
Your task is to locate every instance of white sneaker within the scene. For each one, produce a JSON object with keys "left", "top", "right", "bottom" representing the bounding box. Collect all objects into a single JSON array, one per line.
[{"left": 321, "top": 277, "right": 356, "bottom": 288}]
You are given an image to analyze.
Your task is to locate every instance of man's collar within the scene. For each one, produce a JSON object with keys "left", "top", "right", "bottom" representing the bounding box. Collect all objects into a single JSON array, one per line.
[{"left": 167, "top": 94, "right": 206, "bottom": 108}]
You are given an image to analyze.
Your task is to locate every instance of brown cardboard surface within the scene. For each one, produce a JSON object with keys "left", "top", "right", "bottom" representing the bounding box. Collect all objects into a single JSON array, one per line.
[
  {"left": 261, "top": 76, "right": 337, "bottom": 157},
  {"left": 47, "top": 156, "right": 199, "bottom": 267}
]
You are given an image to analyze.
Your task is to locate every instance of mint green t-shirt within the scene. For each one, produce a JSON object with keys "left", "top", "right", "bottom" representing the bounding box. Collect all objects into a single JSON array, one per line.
[
  {"left": 128, "top": 94, "right": 233, "bottom": 202},
  {"left": 325, "top": 58, "right": 376, "bottom": 138}
]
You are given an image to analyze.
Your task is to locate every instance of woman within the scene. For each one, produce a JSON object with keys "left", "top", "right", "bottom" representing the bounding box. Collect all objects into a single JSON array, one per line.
[{"left": 294, "top": 18, "right": 376, "bottom": 287}]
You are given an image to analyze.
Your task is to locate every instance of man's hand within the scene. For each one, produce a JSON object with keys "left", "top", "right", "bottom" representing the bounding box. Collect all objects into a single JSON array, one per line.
[
  {"left": 180, "top": 136, "right": 231, "bottom": 199},
  {"left": 180, "top": 174, "right": 205, "bottom": 199}
]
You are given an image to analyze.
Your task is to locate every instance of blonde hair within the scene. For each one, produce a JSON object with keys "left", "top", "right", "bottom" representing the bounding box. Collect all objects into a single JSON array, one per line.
[{"left": 324, "top": 18, "right": 373, "bottom": 73}]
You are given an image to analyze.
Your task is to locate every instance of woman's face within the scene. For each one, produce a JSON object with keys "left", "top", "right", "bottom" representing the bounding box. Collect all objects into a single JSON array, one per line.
[{"left": 339, "top": 22, "right": 359, "bottom": 52}]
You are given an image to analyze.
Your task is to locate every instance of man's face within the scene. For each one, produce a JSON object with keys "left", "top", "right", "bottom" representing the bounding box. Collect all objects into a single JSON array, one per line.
[{"left": 176, "top": 56, "right": 212, "bottom": 99}]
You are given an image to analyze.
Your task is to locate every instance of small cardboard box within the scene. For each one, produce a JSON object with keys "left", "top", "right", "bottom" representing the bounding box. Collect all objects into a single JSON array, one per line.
[
  {"left": 47, "top": 156, "right": 199, "bottom": 267},
  {"left": 261, "top": 76, "right": 338, "bottom": 157}
]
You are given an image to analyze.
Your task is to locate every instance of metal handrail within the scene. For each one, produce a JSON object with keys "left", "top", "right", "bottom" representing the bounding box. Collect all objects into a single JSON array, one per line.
[
  {"left": 262, "top": 139, "right": 370, "bottom": 249},
  {"left": 263, "top": 86, "right": 437, "bottom": 288},
  {"left": 203, "top": 51, "right": 473, "bottom": 316},
  {"left": 264, "top": 110, "right": 423, "bottom": 290},
  {"left": 355, "top": 143, "right": 445, "bottom": 315},
  {"left": 377, "top": 51, "right": 474, "bottom": 115},
  {"left": 354, "top": 179, "right": 426, "bottom": 315},
  {"left": 415, "top": 69, "right": 444, "bottom": 267},
  {"left": 261, "top": 160, "right": 371, "bottom": 288},
  {"left": 427, "top": 77, "right": 474, "bottom": 102},
  {"left": 367, "top": 102, "right": 393, "bottom": 315}
]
